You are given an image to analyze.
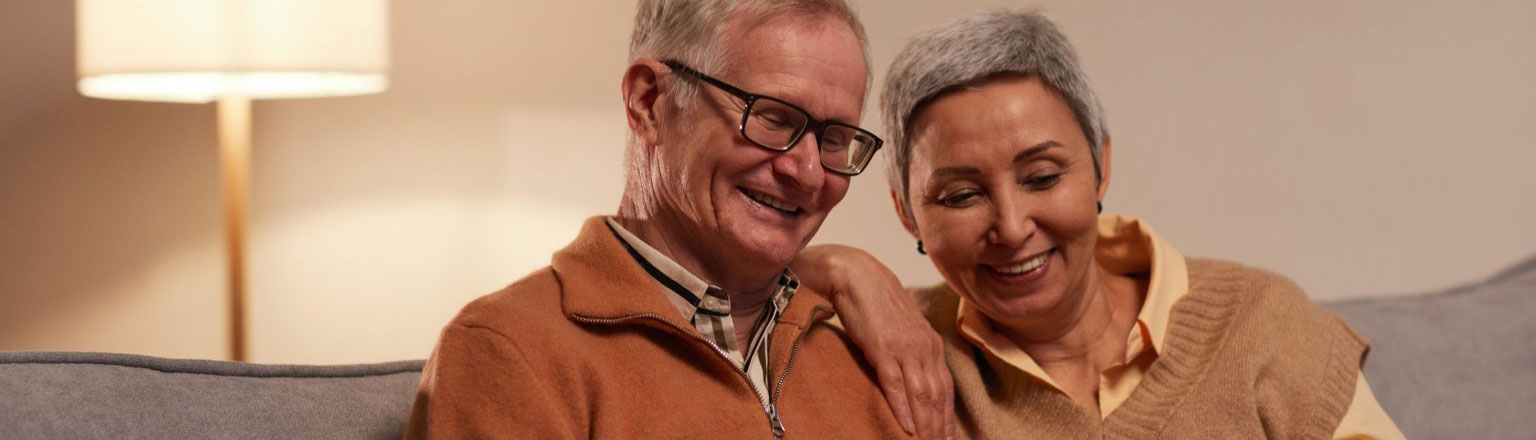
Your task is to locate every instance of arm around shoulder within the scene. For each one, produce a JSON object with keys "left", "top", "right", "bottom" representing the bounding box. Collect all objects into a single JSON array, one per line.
[
  {"left": 404, "top": 322, "right": 580, "bottom": 439},
  {"left": 792, "top": 244, "right": 954, "bottom": 440}
]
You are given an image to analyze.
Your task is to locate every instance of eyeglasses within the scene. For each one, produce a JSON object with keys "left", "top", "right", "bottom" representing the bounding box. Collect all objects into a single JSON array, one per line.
[{"left": 663, "top": 59, "right": 883, "bottom": 176}]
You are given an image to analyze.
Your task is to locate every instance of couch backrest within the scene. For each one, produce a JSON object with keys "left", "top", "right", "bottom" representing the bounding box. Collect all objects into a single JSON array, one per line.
[
  {"left": 1326, "top": 254, "right": 1536, "bottom": 440},
  {"left": 0, "top": 352, "right": 423, "bottom": 440}
]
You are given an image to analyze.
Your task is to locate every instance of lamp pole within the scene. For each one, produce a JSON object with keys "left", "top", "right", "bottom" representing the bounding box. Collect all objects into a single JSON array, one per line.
[{"left": 217, "top": 97, "right": 251, "bottom": 362}]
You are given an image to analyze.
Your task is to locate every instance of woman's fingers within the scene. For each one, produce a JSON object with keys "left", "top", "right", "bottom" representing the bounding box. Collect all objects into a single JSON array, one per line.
[
  {"left": 905, "top": 357, "right": 946, "bottom": 440},
  {"left": 940, "top": 356, "right": 956, "bottom": 440},
  {"left": 874, "top": 355, "right": 917, "bottom": 435},
  {"left": 912, "top": 335, "right": 953, "bottom": 440},
  {"left": 931, "top": 342, "right": 955, "bottom": 440}
]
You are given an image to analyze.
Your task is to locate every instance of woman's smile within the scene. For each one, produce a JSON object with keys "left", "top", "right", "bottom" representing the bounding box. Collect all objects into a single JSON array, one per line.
[{"left": 982, "top": 248, "right": 1053, "bottom": 281}]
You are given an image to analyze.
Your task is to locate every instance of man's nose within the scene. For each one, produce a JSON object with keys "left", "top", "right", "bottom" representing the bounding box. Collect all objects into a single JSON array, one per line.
[{"left": 770, "top": 130, "right": 825, "bottom": 193}]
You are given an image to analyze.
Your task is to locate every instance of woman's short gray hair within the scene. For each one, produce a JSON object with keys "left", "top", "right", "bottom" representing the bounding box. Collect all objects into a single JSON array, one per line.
[
  {"left": 630, "top": 0, "right": 871, "bottom": 107},
  {"left": 881, "top": 9, "right": 1107, "bottom": 212}
]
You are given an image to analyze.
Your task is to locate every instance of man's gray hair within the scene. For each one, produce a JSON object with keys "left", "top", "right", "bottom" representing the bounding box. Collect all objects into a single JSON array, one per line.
[
  {"left": 881, "top": 9, "right": 1107, "bottom": 214},
  {"left": 630, "top": 0, "right": 871, "bottom": 107}
]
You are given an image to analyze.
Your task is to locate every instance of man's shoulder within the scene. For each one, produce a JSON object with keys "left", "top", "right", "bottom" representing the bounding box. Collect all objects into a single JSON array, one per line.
[{"left": 448, "top": 266, "right": 568, "bottom": 336}]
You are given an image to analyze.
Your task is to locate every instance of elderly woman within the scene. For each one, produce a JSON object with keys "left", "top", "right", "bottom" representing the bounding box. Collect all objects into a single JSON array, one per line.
[{"left": 799, "top": 10, "right": 1404, "bottom": 439}]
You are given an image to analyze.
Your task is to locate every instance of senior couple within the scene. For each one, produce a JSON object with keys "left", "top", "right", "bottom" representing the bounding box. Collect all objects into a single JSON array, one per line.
[{"left": 406, "top": 1, "right": 1403, "bottom": 439}]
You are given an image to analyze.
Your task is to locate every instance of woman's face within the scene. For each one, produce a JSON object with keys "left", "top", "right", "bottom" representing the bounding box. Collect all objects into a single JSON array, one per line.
[{"left": 901, "top": 75, "right": 1109, "bottom": 329}]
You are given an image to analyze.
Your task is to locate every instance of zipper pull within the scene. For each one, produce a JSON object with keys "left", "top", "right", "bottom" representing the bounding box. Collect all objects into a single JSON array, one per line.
[{"left": 767, "top": 404, "right": 786, "bottom": 438}]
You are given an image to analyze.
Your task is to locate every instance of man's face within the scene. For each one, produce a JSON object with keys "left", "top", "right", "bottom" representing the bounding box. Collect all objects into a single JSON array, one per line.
[{"left": 654, "top": 14, "right": 867, "bottom": 280}]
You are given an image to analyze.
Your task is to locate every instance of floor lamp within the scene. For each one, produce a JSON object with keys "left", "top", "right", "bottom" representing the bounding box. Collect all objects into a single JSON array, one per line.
[{"left": 75, "top": 0, "right": 389, "bottom": 361}]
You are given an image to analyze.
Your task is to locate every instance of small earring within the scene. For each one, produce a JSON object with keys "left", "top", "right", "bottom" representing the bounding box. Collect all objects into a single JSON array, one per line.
[
  {"left": 917, "top": 240, "right": 927, "bottom": 255},
  {"left": 1097, "top": 201, "right": 1103, "bottom": 214}
]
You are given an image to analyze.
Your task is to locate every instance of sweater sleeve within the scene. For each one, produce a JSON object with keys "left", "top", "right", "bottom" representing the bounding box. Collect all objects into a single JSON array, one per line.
[{"left": 402, "top": 323, "right": 579, "bottom": 440}]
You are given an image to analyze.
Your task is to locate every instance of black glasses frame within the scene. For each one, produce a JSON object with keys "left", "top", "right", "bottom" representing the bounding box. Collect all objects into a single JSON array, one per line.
[{"left": 662, "top": 59, "right": 883, "bottom": 176}]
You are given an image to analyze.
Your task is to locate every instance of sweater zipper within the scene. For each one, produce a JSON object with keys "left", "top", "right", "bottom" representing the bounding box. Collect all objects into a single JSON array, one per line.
[
  {"left": 569, "top": 312, "right": 783, "bottom": 439},
  {"left": 768, "top": 306, "right": 836, "bottom": 438}
]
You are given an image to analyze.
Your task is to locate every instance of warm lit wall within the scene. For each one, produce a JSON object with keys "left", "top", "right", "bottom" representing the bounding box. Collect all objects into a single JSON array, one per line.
[
  {"left": 2, "top": 0, "right": 1533, "bottom": 363},
  {"left": 1, "top": 2, "right": 226, "bottom": 359}
]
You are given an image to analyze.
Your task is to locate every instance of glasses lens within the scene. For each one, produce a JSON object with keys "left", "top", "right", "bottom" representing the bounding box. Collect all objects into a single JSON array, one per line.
[
  {"left": 742, "top": 98, "right": 808, "bottom": 150},
  {"left": 820, "top": 125, "right": 878, "bottom": 174}
]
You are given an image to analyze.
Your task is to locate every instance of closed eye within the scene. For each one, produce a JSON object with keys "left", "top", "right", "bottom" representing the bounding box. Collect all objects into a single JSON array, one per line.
[
  {"left": 753, "top": 108, "right": 794, "bottom": 129},
  {"left": 939, "top": 190, "right": 983, "bottom": 208},
  {"left": 1023, "top": 173, "right": 1061, "bottom": 190}
]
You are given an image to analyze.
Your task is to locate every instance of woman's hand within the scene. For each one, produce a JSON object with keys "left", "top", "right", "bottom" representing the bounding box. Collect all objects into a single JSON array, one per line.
[{"left": 792, "top": 244, "right": 954, "bottom": 440}]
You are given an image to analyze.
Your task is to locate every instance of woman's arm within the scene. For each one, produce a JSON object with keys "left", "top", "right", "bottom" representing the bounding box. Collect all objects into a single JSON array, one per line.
[{"left": 792, "top": 244, "right": 954, "bottom": 440}]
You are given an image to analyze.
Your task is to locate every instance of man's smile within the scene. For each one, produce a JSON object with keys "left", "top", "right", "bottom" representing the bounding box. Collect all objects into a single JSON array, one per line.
[{"left": 739, "top": 186, "right": 804, "bottom": 215}]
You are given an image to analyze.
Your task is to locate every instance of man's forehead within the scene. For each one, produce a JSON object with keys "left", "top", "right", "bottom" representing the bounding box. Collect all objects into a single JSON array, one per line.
[
  {"left": 719, "top": 11, "right": 870, "bottom": 74},
  {"left": 720, "top": 15, "right": 868, "bottom": 123},
  {"left": 745, "top": 69, "right": 866, "bottom": 121}
]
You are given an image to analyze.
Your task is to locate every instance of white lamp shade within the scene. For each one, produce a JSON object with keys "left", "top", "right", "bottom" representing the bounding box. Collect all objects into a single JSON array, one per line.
[{"left": 77, "top": 0, "right": 388, "bottom": 103}]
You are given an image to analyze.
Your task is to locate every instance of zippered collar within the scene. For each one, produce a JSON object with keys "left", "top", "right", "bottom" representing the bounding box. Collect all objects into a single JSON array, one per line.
[
  {"left": 554, "top": 216, "right": 835, "bottom": 328},
  {"left": 556, "top": 217, "right": 848, "bottom": 439}
]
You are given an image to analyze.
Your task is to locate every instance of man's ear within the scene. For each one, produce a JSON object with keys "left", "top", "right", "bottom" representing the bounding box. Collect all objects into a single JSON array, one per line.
[
  {"left": 622, "top": 60, "right": 666, "bottom": 148},
  {"left": 1096, "top": 134, "right": 1112, "bottom": 201},
  {"left": 891, "top": 189, "right": 921, "bottom": 240}
]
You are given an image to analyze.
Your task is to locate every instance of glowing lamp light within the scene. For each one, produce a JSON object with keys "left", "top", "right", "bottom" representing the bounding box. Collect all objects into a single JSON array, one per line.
[
  {"left": 77, "top": 0, "right": 388, "bottom": 102},
  {"left": 76, "top": 0, "right": 389, "bottom": 361}
]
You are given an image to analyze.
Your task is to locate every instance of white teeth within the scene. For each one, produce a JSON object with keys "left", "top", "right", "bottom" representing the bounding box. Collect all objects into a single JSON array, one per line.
[
  {"left": 743, "top": 189, "right": 801, "bottom": 214},
  {"left": 994, "top": 252, "right": 1049, "bottom": 275}
]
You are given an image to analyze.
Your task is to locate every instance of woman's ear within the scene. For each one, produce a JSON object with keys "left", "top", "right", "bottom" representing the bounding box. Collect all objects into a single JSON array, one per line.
[
  {"left": 891, "top": 189, "right": 921, "bottom": 240},
  {"left": 622, "top": 60, "right": 666, "bottom": 148},
  {"left": 1096, "top": 134, "right": 1113, "bottom": 201}
]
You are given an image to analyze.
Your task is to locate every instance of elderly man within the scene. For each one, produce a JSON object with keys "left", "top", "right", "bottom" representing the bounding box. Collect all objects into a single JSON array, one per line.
[{"left": 404, "top": 1, "right": 951, "bottom": 439}]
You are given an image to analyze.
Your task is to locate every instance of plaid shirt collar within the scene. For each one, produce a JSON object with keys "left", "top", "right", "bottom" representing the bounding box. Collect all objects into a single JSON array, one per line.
[{"left": 603, "top": 217, "right": 797, "bottom": 325}]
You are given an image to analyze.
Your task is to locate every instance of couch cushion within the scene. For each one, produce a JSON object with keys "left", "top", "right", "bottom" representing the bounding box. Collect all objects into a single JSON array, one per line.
[
  {"left": 1326, "top": 254, "right": 1536, "bottom": 440},
  {"left": 0, "top": 352, "right": 423, "bottom": 440}
]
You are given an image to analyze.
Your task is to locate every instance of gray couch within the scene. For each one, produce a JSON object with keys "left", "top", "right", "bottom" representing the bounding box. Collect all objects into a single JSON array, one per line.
[
  {"left": 2, "top": 255, "right": 1532, "bottom": 439},
  {"left": 1328, "top": 254, "right": 1536, "bottom": 440},
  {"left": 0, "top": 353, "right": 422, "bottom": 439}
]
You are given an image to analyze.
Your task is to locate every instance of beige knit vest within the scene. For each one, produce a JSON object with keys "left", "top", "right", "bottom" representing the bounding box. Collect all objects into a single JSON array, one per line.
[{"left": 916, "top": 258, "right": 1368, "bottom": 440}]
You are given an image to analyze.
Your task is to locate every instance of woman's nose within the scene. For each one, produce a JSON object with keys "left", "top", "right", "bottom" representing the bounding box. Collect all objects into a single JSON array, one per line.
[{"left": 987, "top": 189, "right": 1035, "bottom": 248}]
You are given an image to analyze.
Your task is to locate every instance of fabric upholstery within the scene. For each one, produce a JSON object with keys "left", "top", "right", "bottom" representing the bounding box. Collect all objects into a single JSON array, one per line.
[
  {"left": 1326, "top": 254, "right": 1536, "bottom": 440},
  {"left": 0, "top": 352, "right": 423, "bottom": 440}
]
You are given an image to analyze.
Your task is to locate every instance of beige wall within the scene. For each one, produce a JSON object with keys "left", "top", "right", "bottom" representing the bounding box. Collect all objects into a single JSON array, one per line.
[{"left": 3, "top": 0, "right": 1533, "bottom": 363}]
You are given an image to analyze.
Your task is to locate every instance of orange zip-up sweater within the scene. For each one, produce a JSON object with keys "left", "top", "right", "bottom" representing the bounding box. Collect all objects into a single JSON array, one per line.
[{"left": 403, "top": 216, "right": 913, "bottom": 439}]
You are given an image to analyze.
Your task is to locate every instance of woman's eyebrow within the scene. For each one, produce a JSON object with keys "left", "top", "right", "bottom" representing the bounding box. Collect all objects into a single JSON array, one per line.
[
  {"left": 929, "top": 141, "right": 1062, "bottom": 179},
  {"left": 1012, "top": 141, "right": 1060, "bottom": 164},
  {"left": 931, "top": 166, "right": 980, "bottom": 177}
]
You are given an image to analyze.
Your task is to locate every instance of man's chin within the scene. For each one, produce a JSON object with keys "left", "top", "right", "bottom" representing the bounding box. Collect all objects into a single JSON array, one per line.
[
  {"left": 726, "top": 232, "right": 805, "bottom": 269},
  {"left": 718, "top": 208, "right": 822, "bottom": 269}
]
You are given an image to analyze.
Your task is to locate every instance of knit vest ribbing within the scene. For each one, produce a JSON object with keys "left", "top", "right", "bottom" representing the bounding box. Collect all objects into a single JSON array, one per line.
[{"left": 918, "top": 258, "right": 1368, "bottom": 440}]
